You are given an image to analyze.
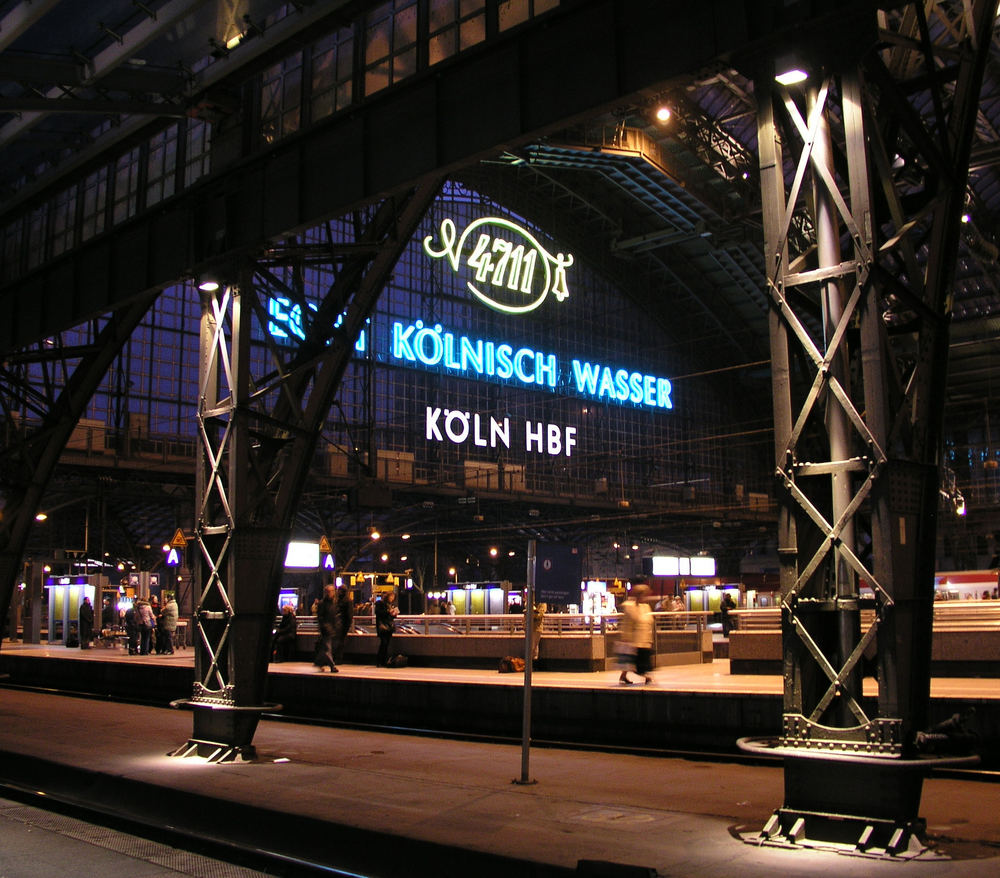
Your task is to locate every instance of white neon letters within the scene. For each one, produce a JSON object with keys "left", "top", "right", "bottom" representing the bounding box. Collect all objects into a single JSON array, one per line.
[
  {"left": 425, "top": 407, "right": 577, "bottom": 457},
  {"left": 423, "top": 217, "right": 574, "bottom": 314}
]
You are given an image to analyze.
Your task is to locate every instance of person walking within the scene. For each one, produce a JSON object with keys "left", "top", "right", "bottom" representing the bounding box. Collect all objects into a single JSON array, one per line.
[
  {"left": 618, "top": 584, "right": 654, "bottom": 685},
  {"left": 333, "top": 586, "right": 353, "bottom": 665},
  {"left": 313, "top": 584, "right": 339, "bottom": 672},
  {"left": 374, "top": 593, "right": 398, "bottom": 667}
]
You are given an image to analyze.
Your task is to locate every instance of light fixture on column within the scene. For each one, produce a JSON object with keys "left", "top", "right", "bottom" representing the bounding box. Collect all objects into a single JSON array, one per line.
[{"left": 775, "top": 54, "right": 809, "bottom": 86}]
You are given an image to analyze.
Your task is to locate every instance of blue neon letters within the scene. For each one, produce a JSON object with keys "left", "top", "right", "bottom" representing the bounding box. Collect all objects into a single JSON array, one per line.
[{"left": 392, "top": 320, "right": 671, "bottom": 410}]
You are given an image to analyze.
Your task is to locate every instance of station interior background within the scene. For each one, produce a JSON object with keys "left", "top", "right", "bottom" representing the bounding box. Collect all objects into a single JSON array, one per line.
[{"left": 2, "top": 1, "right": 1000, "bottom": 621}]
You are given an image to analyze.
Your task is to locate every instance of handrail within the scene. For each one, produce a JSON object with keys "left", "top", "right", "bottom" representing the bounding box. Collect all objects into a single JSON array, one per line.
[
  {"left": 290, "top": 611, "right": 713, "bottom": 637},
  {"left": 732, "top": 602, "right": 1000, "bottom": 633}
]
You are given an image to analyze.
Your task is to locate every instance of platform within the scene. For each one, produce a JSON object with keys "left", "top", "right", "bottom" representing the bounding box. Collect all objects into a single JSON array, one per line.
[
  {"left": 1, "top": 642, "right": 998, "bottom": 763},
  {"left": 0, "top": 684, "right": 999, "bottom": 877}
]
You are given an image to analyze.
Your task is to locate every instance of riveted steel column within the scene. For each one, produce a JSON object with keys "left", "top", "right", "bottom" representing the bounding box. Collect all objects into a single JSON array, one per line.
[{"left": 743, "top": 0, "right": 994, "bottom": 855}]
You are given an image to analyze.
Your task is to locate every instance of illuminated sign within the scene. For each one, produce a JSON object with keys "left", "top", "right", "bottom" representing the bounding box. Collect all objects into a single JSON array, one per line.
[
  {"left": 425, "top": 407, "right": 577, "bottom": 456},
  {"left": 423, "top": 217, "right": 574, "bottom": 314},
  {"left": 284, "top": 541, "right": 320, "bottom": 569},
  {"left": 651, "top": 555, "right": 716, "bottom": 577},
  {"left": 267, "top": 297, "right": 366, "bottom": 352},
  {"left": 392, "top": 320, "right": 672, "bottom": 410},
  {"left": 165, "top": 548, "right": 181, "bottom": 567}
]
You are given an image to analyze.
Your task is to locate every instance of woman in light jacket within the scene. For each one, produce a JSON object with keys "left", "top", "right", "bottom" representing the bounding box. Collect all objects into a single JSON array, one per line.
[{"left": 618, "top": 584, "right": 654, "bottom": 685}]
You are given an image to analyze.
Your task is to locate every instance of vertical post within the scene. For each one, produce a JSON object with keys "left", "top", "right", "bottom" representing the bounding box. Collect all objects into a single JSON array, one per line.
[{"left": 516, "top": 539, "right": 536, "bottom": 785}]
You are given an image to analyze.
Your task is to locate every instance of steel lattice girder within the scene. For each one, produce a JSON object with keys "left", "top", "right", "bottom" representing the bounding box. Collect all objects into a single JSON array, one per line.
[
  {"left": 183, "top": 179, "right": 442, "bottom": 755},
  {"left": 757, "top": 1, "right": 994, "bottom": 757}
]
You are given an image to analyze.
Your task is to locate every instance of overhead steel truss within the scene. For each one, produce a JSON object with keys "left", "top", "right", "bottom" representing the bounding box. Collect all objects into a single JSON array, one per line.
[
  {"left": 0, "top": 294, "right": 159, "bottom": 637},
  {"left": 741, "top": 0, "right": 994, "bottom": 856}
]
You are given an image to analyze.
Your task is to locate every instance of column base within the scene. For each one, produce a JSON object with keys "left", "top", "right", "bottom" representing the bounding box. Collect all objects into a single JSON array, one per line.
[
  {"left": 169, "top": 698, "right": 281, "bottom": 763},
  {"left": 737, "top": 736, "right": 979, "bottom": 858}
]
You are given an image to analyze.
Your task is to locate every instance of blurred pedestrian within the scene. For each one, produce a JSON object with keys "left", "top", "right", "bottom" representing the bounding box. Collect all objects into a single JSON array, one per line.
[
  {"left": 333, "top": 585, "right": 353, "bottom": 664},
  {"left": 313, "top": 584, "right": 339, "bottom": 673},
  {"left": 618, "top": 584, "right": 654, "bottom": 685}
]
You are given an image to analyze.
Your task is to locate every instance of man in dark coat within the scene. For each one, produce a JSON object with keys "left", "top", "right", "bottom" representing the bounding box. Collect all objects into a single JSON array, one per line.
[
  {"left": 333, "top": 586, "right": 353, "bottom": 664},
  {"left": 313, "top": 585, "right": 339, "bottom": 672},
  {"left": 78, "top": 597, "right": 95, "bottom": 649},
  {"left": 272, "top": 604, "right": 298, "bottom": 662}
]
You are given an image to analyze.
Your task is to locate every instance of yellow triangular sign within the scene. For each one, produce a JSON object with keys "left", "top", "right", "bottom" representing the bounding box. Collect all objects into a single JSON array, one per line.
[
  {"left": 170, "top": 528, "right": 188, "bottom": 548},
  {"left": 319, "top": 535, "right": 332, "bottom": 553}
]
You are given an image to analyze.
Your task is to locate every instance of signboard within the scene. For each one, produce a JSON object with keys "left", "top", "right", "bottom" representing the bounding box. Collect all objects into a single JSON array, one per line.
[{"left": 534, "top": 543, "right": 582, "bottom": 606}]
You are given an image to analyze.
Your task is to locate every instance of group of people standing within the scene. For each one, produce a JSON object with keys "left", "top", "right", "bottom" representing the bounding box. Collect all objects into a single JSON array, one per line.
[{"left": 122, "top": 594, "right": 178, "bottom": 656}]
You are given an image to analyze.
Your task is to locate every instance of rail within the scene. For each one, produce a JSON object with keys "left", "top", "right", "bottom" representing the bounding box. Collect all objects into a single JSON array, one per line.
[
  {"left": 293, "top": 610, "right": 711, "bottom": 637},
  {"left": 732, "top": 602, "right": 1000, "bottom": 633}
]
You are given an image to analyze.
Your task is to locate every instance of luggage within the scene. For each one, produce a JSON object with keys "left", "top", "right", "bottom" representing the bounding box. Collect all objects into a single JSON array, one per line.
[{"left": 498, "top": 656, "right": 525, "bottom": 673}]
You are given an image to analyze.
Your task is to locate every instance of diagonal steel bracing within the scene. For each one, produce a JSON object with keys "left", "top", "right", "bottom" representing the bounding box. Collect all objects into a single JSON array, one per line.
[
  {"left": 176, "top": 177, "right": 442, "bottom": 760},
  {"left": 0, "top": 295, "right": 159, "bottom": 634}
]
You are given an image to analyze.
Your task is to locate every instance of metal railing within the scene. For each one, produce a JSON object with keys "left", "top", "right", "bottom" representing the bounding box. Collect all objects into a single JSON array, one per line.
[{"left": 293, "top": 611, "right": 711, "bottom": 637}]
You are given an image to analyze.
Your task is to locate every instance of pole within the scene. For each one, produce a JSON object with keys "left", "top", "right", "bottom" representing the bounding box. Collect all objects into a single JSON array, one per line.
[{"left": 515, "top": 539, "right": 537, "bottom": 785}]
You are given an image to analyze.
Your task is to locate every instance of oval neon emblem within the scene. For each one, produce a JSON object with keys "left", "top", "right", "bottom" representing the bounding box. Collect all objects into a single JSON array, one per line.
[{"left": 423, "top": 217, "right": 573, "bottom": 315}]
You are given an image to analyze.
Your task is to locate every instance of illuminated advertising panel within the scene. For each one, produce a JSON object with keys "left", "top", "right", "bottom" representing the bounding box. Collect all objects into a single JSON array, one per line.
[{"left": 284, "top": 541, "right": 320, "bottom": 569}]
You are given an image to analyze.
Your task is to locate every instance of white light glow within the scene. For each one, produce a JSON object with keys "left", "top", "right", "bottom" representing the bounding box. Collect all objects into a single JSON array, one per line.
[
  {"left": 284, "top": 541, "right": 319, "bottom": 568},
  {"left": 776, "top": 68, "right": 808, "bottom": 86}
]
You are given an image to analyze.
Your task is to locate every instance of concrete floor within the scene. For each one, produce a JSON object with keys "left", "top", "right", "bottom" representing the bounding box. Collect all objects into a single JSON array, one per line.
[{"left": 0, "top": 679, "right": 998, "bottom": 877}]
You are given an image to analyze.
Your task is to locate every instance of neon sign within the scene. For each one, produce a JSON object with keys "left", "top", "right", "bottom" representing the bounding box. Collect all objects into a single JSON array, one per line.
[
  {"left": 267, "top": 297, "right": 366, "bottom": 352},
  {"left": 423, "top": 217, "right": 574, "bottom": 314},
  {"left": 425, "top": 407, "right": 577, "bottom": 457},
  {"left": 391, "top": 320, "right": 672, "bottom": 410}
]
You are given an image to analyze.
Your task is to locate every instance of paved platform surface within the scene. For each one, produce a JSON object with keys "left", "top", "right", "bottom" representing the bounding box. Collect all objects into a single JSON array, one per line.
[
  {"left": 4, "top": 639, "right": 999, "bottom": 701},
  {"left": 0, "top": 793, "right": 274, "bottom": 878},
  {"left": 0, "top": 684, "right": 999, "bottom": 877}
]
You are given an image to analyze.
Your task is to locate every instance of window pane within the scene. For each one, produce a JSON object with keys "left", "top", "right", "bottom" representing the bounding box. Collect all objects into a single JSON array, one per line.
[
  {"left": 429, "top": 31, "right": 455, "bottom": 66},
  {"left": 460, "top": 16, "right": 485, "bottom": 50}
]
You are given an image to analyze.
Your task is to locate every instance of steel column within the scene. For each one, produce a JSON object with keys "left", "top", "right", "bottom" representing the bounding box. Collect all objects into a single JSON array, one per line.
[
  {"left": 171, "top": 178, "right": 442, "bottom": 760},
  {"left": 741, "top": 0, "right": 994, "bottom": 855}
]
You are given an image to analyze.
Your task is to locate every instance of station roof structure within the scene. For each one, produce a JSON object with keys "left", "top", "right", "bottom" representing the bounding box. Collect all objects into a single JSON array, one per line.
[{"left": 1, "top": 0, "right": 999, "bottom": 580}]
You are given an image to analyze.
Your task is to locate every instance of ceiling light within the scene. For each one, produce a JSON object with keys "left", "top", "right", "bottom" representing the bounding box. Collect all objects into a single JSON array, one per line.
[{"left": 654, "top": 105, "right": 672, "bottom": 123}]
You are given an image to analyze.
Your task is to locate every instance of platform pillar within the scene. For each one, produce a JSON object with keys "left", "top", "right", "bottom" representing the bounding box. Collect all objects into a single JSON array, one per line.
[{"left": 745, "top": 0, "right": 992, "bottom": 853}]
